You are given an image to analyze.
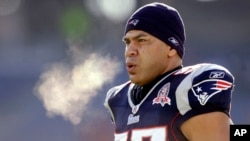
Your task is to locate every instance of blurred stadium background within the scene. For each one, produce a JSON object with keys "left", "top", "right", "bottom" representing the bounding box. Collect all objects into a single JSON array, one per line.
[{"left": 0, "top": 0, "right": 249, "bottom": 140}]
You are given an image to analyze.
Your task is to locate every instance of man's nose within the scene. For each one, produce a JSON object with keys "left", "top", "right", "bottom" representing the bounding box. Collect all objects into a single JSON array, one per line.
[{"left": 125, "top": 43, "right": 138, "bottom": 57}]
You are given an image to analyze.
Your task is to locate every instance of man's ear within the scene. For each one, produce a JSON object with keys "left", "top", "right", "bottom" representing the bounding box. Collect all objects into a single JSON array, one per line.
[{"left": 168, "top": 48, "right": 178, "bottom": 57}]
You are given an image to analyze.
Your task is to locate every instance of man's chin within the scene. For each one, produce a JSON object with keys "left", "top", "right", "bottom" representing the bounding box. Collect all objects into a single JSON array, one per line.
[{"left": 129, "top": 75, "right": 138, "bottom": 83}]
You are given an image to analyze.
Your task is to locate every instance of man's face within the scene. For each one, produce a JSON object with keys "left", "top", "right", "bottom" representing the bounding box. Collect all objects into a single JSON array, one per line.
[{"left": 123, "top": 30, "right": 172, "bottom": 86}]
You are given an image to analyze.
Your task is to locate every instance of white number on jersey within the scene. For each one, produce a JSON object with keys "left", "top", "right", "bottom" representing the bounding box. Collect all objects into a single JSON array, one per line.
[{"left": 115, "top": 126, "right": 167, "bottom": 141}]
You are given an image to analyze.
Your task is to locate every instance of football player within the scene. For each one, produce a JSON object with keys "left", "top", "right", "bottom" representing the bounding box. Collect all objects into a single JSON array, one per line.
[{"left": 104, "top": 2, "right": 235, "bottom": 141}]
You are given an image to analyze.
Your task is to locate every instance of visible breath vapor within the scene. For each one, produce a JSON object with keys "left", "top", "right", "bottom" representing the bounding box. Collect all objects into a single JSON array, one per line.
[{"left": 34, "top": 45, "right": 122, "bottom": 125}]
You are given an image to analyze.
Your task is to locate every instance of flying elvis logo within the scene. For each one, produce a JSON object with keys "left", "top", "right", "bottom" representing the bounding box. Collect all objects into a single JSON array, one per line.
[
  {"left": 128, "top": 19, "right": 139, "bottom": 26},
  {"left": 192, "top": 79, "right": 232, "bottom": 105}
]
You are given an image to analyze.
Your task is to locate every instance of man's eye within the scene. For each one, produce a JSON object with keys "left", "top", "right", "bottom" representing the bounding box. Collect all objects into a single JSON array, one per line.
[{"left": 138, "top": 39, "right": 146, "bottom": 42}]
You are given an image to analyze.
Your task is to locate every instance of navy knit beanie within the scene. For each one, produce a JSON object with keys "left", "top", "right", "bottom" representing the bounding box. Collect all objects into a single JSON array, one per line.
[{"left": 125, "top": 2, "right": 186, "bottom": 58}]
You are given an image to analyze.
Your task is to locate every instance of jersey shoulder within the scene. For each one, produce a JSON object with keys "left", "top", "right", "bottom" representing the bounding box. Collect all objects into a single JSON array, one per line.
[
  {"left": 189, "top": 63, "right": 234, "bottom": 84},
  {"left": 179, "top": 63, "right": 234, "bottom": 77},
  {"left": 175, "top": 63, "right": 235, "bottom": 116},
  {"left": 104, "top": 81, "right": 131, "bottom": 107},
  {"left": 106, "top": 81, "right": 130, "bottom": 98}
]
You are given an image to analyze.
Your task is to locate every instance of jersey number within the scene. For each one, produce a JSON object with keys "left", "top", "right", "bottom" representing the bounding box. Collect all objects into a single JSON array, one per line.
[{"left": 114, "top": 126, "right": 167, "bottom": 141}]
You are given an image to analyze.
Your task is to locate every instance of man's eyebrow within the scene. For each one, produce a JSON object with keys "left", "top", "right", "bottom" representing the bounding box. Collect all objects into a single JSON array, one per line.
[{"left": 122, "top": 33, "right": 148, "bottom": 42}]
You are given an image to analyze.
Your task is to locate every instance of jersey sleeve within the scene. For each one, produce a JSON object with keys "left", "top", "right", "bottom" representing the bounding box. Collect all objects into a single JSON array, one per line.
[
  {"left": 176, "top": 63, "right": 235, "bottom": 124},
  {"left": 103, "top": 81, "right": 131, "bottom": 123},
  {"left": 104, "top": 86, "right": 117, "bottom": 109},
  {"left": 104, "top": 81, "right": 130, "bottom": 109}
]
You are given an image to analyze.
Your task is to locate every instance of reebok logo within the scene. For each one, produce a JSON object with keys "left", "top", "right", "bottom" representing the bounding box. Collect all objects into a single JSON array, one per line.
[{"left": 168, "top": 37, "right": 180, "bottom": 46}]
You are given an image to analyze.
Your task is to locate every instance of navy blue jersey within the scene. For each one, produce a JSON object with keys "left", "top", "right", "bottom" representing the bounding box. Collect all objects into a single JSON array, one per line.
[{"left": 104, "top": 63, "right": 234, "bottom": 141}]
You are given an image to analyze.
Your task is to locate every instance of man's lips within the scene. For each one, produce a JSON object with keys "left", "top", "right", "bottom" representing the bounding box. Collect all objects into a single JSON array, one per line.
[{"left": 126, "top": 62, "right": 136, "bottom": 73}]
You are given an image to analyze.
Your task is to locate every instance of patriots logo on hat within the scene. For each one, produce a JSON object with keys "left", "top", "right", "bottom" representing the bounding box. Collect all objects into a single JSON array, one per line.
[
  {"left": 128, "top": 19, "right": 139, "bottom": 26},
  {"left": 191, "top": 79, "right": 232, "bottom": 105}
]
